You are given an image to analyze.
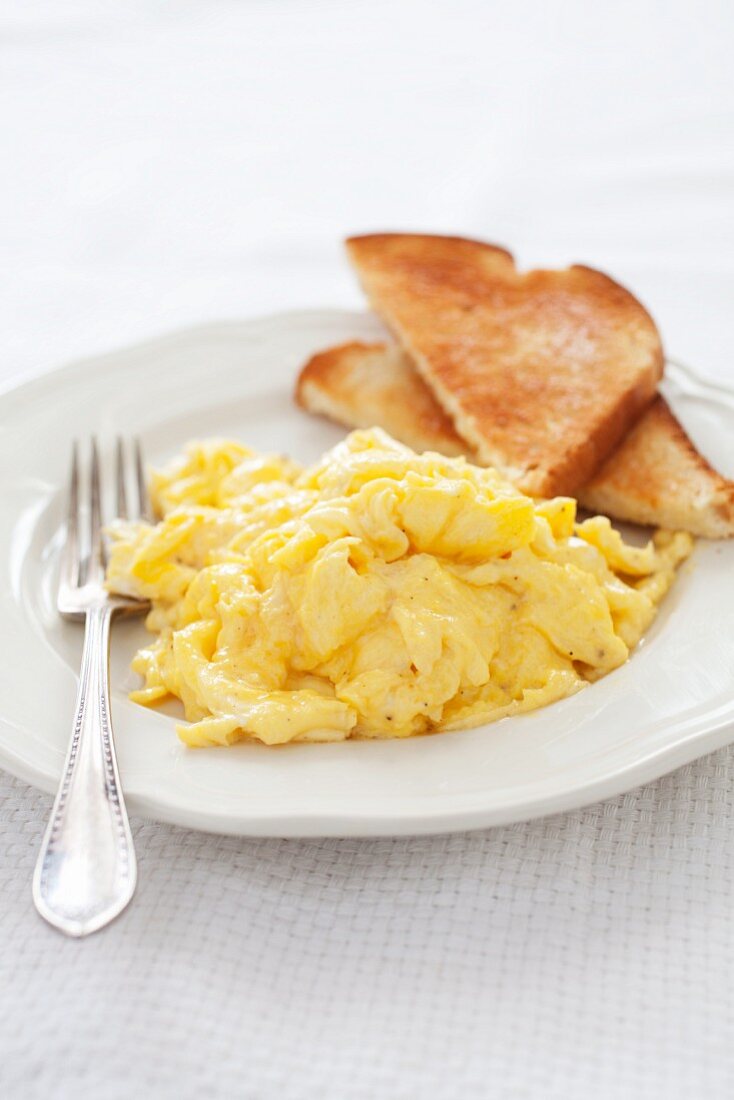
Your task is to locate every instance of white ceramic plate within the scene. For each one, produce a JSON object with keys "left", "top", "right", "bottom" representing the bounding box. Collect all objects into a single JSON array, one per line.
[{"left": 1, "top": 310, "right": 733, "bottom": 836}]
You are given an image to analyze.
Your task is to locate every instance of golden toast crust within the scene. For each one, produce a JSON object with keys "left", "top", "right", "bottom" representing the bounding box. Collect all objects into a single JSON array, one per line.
[{"left": 346, "top": 233, "right": 663, "bottom": 496}]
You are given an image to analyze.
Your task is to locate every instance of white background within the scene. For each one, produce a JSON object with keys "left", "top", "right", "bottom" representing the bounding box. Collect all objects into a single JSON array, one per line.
[{"left": 2, "top": 2, "right": 734, "bottom": 1098}]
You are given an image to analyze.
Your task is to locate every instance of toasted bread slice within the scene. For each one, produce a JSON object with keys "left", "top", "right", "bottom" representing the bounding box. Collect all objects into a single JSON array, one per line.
[
  {"left": 581, "top": 396, "right": 734, "bottom": 537},
  {"left": 296, "top": 341, "right": 734, "bottom": 538},
  {"left": 296, "top": 342, "right": 468, "bottom": 458},
  {"left": 346, "top": 233, "right": 663, "bottom": 497}
]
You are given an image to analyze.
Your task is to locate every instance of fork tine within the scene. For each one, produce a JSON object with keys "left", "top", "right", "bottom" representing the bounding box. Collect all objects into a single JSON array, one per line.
[
  {"left": 115, "top": 437, "right": 128, "bottom": 519},
  {"left": 59, "top": 442, "right": 80, "bottom": 593},
  {"left": 87, "top": 436, "right": 106, "bottom": 580},
  {"left": 134, "top": 437, "right": 153, "bottom": 522}
]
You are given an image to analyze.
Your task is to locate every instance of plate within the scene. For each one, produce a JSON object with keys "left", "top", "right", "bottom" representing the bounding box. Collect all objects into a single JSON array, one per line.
[{"left": 1, "top": 310, "right": 733, "bottom": 837}]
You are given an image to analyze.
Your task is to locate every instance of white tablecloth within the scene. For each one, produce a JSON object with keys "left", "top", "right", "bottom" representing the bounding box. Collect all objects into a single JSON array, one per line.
[{"left": 2, "top": 3, "right": 733, "bottom": 1097}]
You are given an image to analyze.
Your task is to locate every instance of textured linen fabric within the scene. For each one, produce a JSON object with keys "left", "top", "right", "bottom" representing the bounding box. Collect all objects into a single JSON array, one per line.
[
  {"left": 3, "top": 761, "right": 734, "bottom": 1100},
  {"left": 2, "top": 2, "right": 734, "bottom": 1098}
]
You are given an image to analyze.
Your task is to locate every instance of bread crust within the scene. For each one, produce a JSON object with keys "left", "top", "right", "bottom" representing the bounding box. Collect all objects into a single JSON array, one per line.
[{"left": 346, "top": 233, "right": 663, "bottom": 496}]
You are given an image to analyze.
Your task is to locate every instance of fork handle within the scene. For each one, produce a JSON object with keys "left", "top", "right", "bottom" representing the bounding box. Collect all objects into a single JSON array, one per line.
[{"left": 33, "top": 604, "right": 137, "bottom": 937}]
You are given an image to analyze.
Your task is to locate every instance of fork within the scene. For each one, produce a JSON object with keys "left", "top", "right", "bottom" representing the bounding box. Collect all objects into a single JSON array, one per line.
[{"left": 33, "top": 438, "right": 151, "bottom": 937}]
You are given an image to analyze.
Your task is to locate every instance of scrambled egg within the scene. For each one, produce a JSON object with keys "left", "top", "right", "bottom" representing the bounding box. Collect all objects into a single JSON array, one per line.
[{"left": 106, "top": 430, "right": 692, "bottom": 747}]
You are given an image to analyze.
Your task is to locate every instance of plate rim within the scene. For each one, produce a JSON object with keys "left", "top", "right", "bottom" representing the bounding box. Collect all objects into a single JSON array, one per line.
[{"left": 1, "top": 309, "right": 733, "bottom": 837}]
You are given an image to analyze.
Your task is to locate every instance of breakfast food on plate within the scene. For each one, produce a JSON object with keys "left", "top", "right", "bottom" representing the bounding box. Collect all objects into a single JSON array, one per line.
[
  {"left": 295, "top": 231, "right": 734, "bottom": 538},
  {"left": 346, "top": 233, "right": 664, "bottom": 497},
  {"left": 106, "top": 431, "right": 691, "bottom": 747},
  {"left": 581, "top": 398, "right": 734, "bottom": 538},
  {"left": 297, "top": 341, "right": 734, "bottom": 538},
  {"left": 297, "top": 341, "right": 467, "bottom": 458}
]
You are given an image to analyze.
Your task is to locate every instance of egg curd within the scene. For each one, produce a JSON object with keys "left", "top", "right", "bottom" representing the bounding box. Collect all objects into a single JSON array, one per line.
[{"left": 106, "top": 429, "right": 691, "bottom": 747}]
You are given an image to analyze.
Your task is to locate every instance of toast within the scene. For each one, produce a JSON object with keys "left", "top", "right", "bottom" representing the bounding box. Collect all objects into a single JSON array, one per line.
[
  {"left": 346, "top": 233, "right": 663, "bottom": 497},
  {"left": 296, "top": 342, "right": 467, "bottom": 458},
  {"left": 296, "top": 341, "right": 734, "bottom": 538},
  {"left": 581, "top": 397, "right": 734, "bottom": 537}
]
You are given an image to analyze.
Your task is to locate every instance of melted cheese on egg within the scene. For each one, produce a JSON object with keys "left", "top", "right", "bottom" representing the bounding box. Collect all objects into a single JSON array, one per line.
[{"left": 106, "top": 430, "right": 692, "bottom": 746}]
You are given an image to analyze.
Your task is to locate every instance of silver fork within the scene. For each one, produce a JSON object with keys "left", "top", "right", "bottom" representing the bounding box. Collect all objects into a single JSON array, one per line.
[{"left": 33, "top": 438, "right": 152, "bottom": 937}]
